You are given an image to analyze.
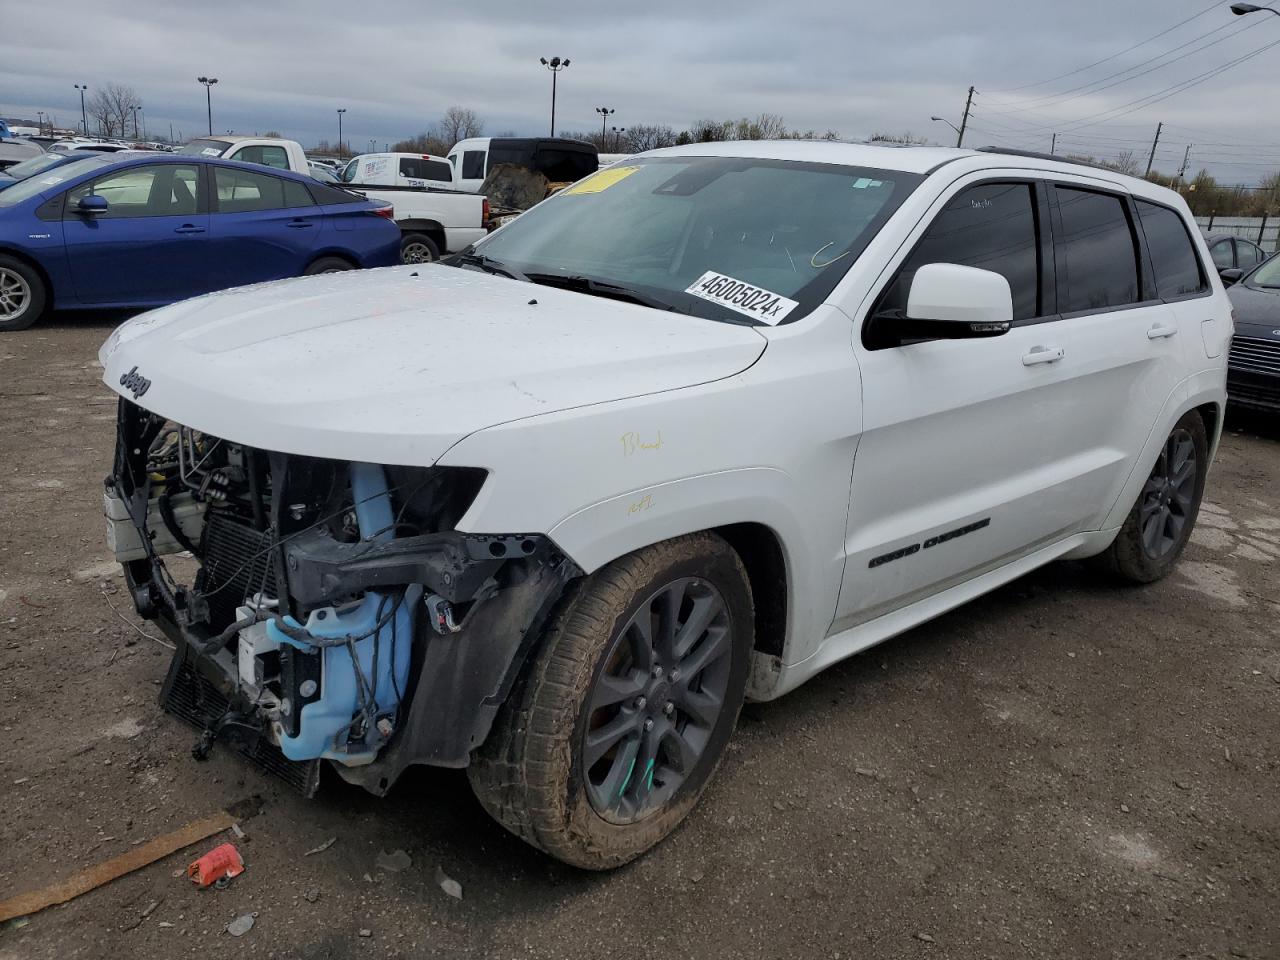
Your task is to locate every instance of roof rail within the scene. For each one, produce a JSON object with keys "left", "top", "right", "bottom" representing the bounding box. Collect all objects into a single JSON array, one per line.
[{"left": 974, "top": 146, "right": 1115, "bottom": 174}]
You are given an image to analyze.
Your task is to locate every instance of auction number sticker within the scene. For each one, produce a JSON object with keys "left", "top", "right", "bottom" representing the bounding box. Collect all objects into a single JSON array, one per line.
[
  {"left": 201, "top": 147, "right": 221, "bottom": 156},
  {"left": 685, "top": 271, "right": 798, "bottom": 325}
]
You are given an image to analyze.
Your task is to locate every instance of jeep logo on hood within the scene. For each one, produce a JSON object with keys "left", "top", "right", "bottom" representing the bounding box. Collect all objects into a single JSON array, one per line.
[{"left": 119, "top": 366, "right": 152, "bottom": 399}]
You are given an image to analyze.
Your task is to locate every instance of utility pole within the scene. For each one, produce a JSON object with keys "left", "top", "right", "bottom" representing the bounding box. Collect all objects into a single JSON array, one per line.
[
  {"left": 956, "top": 85, "right": 975, "bottom": 147},
  {"left": 1050, "top": 132, "right": 1057, "bottom": 156},
  {"left": 1177, "top": 144, "right": 1193, "bottom": 184},
  {"left": 74, "top": 84, "right": 88, "bottom": 134},
  {"left": 1144, "top": 122, "right": 1163, "bottom": 177},
  {"left": 197, "top": 77, "right": 218, "bottom": 136}
]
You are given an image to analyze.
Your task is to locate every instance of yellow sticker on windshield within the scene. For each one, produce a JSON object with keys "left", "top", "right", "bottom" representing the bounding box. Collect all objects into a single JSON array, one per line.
[{"left": 562, "top": 165, "right": 640, "bottom": 195}]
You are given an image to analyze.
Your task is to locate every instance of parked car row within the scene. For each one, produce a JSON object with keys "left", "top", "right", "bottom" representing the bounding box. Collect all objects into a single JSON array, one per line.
[{"left": 0, "top": 152, "right": 400, "bottom": 330}]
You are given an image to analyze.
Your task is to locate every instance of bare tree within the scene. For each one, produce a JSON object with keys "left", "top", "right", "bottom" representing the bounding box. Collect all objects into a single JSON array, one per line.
[
  {"left": 1106, "top": 150, "right": 1141, "bottom": 177},
  {"left": 689, "top": 118, "right": 733, "bottom": 142},
  {"left": 87, "top": 82, "right": 141, "bottom": 139},
  {"left": 624, "top": 124, "right": 677, "bottom": 152},
  {"left": 392, "top": 132, "right": 450, "bottom": 155},
  {"left": 869, "top": 131, "right": 927, "bottom": 145},
  {"left": 436, "top": 106, "right": 484, "bottom": 147}
]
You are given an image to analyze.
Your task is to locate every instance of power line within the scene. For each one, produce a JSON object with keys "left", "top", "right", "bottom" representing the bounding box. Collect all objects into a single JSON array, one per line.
[
  {"left": 985, "top": 0, "right": 1226, "bottom": 94},
  {"left": 978, "top": 18, "right": 1258, "bottom": 117}
]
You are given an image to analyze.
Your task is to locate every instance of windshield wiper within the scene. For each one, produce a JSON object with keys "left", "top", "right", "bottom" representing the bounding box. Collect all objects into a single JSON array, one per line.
[
  {"left": 448, "top": 251, "right": 531, "bottom": 283},
  {"left": 523, "top": 273, "right": 681, "bottom": 312}
]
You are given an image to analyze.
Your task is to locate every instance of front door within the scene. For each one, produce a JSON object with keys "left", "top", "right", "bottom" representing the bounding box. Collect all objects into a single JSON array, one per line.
[
  {"left": 63, "top": 162, "right": 208, "bottom": 304},
  {"left": 835, "top": 177, "right": 1094, "bottom": 631}
]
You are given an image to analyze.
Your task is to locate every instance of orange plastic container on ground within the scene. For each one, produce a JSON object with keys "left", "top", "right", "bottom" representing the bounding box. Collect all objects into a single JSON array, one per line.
[{"left": 187, "top": 842, "right": 244, "bottom": 887}]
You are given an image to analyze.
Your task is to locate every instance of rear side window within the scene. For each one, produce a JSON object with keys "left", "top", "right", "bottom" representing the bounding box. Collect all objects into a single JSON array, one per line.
[
  {"left": 232, "top": 145, "right": 290, "bottom": 170},
  {"left": 1209, "top": 240, "right": 1233, "bottom": 269},
  {"left": 462, "top": 150, "right": 486, "bottom": 180},
  {"left": 876, "top": 181, "right": 1041, "bottom": 322},
  {"left": 308, "top": 182, "right": 361, "bottom": 205},
  {"left": 1055, "top": 188, "right": 1140, "bottom": 313},
  {"left": 398, "top": 157, "right": 452, "bottom": 182},
  {"left": 1135, "top": 200, "right": 1206, "bottom": 299},
  {"left": 214, "top": 167, "right": 314, "bottom": 212}
]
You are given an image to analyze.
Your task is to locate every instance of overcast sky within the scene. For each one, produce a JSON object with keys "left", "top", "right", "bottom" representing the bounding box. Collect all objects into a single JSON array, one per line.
[{"left": 3, "top": 0, "right": 1278, "bottom": 184}]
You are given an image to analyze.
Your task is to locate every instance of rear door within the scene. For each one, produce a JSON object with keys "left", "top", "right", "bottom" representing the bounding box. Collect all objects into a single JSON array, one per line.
[
  {"left": 1042, "top": 181, "right": 1192, "bottom": 531},
  {"left": 208, "top": 165, "right": 325, "bottom": 286},
  {"left": 63, "top": 162, "right": 209, "bottom": 303}
]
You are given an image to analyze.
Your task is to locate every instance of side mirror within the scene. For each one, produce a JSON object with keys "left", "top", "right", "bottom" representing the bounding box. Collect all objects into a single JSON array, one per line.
[
  {"left": 1218, "top": 267, "right": 1244, "bottom": 287},
  {"left": 904, "top": 263, "right": 1013, "bottom": 337},
  {"left": 77, "top": 194, "right": 108, "bottom": 216}
]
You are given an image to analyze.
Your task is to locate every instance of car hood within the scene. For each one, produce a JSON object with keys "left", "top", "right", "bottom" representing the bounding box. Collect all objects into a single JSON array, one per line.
[
  {"left": 100, "top": 265, "right": 767, "bottom": 466},
  {"left": 1229, "top": 282, "right": 1280, "bottom": 337}
]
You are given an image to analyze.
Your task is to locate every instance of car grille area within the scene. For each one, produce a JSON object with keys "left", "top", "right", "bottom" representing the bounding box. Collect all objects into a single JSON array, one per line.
[
  {"left": 1228, "top": 336, "right": 1280, "bottom": 411},
  {"left": 160, "top": 646, "right": 321, "bottom": 797},
  {"left": 198, "top": 512, "right": 278, "bottom": 628}
]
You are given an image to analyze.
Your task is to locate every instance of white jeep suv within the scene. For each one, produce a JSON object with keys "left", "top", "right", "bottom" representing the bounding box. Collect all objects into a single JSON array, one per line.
[{"left": 99, "top": 141, "right": 1228, "bottom": 868}]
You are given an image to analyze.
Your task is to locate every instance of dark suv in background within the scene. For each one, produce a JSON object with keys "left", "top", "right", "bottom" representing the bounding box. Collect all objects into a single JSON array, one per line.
[{"left": 1225, "top": 253, "right": 1280, "bottom": 413}]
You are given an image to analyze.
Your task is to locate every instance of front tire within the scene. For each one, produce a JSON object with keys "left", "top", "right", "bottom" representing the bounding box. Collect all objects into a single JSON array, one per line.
[
  {"left": 468, "top": 533, "right": 754, "bottom": 869},
  {"left": 0, "top": 256, "right": 46, "bottom": 332},
  {"left": 1096, "top": 410, "right": 1208, "bottom": 583}
]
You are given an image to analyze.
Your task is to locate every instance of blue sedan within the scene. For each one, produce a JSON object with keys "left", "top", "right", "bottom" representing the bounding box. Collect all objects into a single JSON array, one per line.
[{"left": 0, "top": 153, "right": 401, "bottom": 330}]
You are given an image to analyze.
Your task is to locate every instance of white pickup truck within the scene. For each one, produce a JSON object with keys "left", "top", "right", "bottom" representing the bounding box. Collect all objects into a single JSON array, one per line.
[{"left": 179, "top": 136, "right": 488, "bottom": 262}]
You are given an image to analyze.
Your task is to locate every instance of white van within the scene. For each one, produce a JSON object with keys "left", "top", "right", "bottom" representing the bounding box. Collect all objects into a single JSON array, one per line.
[
  {"left": 339, "top": 152, "right": 454, "bottom": 189},
  {"left": 446, "top": 137, "right": 598, "bottom": 192}
]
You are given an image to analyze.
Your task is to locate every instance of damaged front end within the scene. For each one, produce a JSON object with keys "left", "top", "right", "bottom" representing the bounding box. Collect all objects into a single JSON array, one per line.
[{"left": 106, "top": 399, "right": 579, "bottom": 796}]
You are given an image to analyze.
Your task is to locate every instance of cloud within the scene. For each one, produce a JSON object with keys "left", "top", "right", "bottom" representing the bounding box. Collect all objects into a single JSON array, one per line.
[{"left": 2, "top": 0, "right": 1278, "bottom": 182}]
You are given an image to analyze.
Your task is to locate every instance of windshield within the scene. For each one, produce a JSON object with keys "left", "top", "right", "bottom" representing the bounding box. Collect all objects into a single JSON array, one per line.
[
  {"left": 1, "top": 153, "right": 72, "bottom": 182},
  {"left": 0, "top": 156, "right": 114, "bottom": 207},
  {"left": 1245, "top": 252, "right": 1280, "bottom": 288},
  {"left": 469, "top": 156, "right": 919, "bottom": 324},
  {"left": 178, "top": 138, "right": 232, "bottom": 158}
]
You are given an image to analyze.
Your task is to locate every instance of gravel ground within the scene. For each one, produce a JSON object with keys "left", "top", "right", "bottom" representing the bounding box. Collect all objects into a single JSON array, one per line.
[{"left": 1, "top": 314, "right": 1277, "bottom": 960}]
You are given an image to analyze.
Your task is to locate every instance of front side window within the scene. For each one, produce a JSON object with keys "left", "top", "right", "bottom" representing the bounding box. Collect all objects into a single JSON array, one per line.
[
  {"left": 66, "top": 164, "right": 200, "bottom": 218},
  {"left": 214, "top": 167, "right": 314, "bottom": 212},
  {"left": 233, "top": 145, "right": 289, "bottom": 170},
  {"left": 462, "top": 150, "right": 486, "bottom": 180},
  {"left": 1210, "top": 239, "right": 1234, "bottom": 269},
  {"left": 1056, "top": 187, "right": 1140, "bottom": 313},
  {"left": 470, "top": 156, "right": 919, "bottom": 325},
  {"left": 874, "top": 181, "right": 1041, "bottom": 324},
  {"left": 1135, "top": 200, "right": 1206, "bottom": 299}
]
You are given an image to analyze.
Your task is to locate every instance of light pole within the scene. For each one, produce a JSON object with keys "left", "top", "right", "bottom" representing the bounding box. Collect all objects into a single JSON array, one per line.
[
  {"left": 539, "top": 56, "right": 570, "bottom": 136},
  {"left": 74, "top": 84, "right": 88, "bottom": 134},
  {"left": 197, "top": 77, "right": 218, "bottom": 136},
  {"left": 132, "top": 106, "right": 140, "bottom": 140},
  {"left": 612, "top": 126, "right": 626, "bottom": 151},
  {"left": 337, "top": 108, "right": 347, "bottom": 158},
  {"left": 1230, "top": 2, "right": 1280, "bottom": 15},
  {"left": 930, "top": 116, "right": 961, "bottom": 143},
  {"left": 596, "top": 106, "right": 615, "bottom": 144},
  {"left": 36, "top": 111, "right": 44, "bottom": 136},
  {"left": 369, "top": 138, "right": 376, "bottom": 153}
]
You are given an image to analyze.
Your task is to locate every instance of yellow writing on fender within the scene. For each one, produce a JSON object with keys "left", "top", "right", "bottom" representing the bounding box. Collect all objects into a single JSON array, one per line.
[{"left": 562, "top": 166, "right": 641, "bottom": 196}]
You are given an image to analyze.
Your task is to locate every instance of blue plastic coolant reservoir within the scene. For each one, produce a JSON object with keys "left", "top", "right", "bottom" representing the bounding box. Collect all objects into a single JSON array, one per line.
[{"left": 266, "top": 462, "right": 417, "bottom": 764}]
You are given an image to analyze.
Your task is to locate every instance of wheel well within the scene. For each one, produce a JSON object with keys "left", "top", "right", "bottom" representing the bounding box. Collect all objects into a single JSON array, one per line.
[
  {"left": 713, "top": 522, "right": 787, "bottom": 658},
  {"left": 307, "top": 252, "right": 357, "bottom": 271},
  {"left": 399, "top": 221, "right": 446, "bottom": 248},
  {"left": 1195, "top": 401, "right": 1220, "bottom": 444},
  {"left": 0, "top": 247, "right": 53, "bottom": 302}
]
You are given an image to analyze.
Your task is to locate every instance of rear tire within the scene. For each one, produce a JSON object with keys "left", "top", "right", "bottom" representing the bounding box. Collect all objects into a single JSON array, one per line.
[
  {"left": 1095, "top": 410, "right": 1208, "bottom": 583},
  {"left": 400, "top": 233, "right": 441, "bottom": 264},
  {"left": 468, "top": 533, "right": 754, "bottom": 869},
  {"left": 0, "top": 255, "right": 46, "bottom": 331},
  {"left": 303, "top": 256, "right": 353, "bottom": 275}
]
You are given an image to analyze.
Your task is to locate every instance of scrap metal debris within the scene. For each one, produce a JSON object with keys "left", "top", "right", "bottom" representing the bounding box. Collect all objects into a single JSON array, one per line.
[
  {"left": 375, "top": 849, "right": 411, "bottom": 873},
  {"left": 304, "top": 837, "right": 337, "bottom": 857},
  {"left": 435, "top": 865, "right": 463, "bottom": 901},
  {"left": 227, "top": 913, "right": 255, "bottom": 937}
]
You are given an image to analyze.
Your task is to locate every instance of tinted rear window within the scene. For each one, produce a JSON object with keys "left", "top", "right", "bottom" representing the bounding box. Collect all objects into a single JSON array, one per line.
[
  {"left": 1056, "top": 188, "right": 1140, "bottom": 313},
  {"left": 1135, "top": 200, "right": 1206, "bottom": 299},
  {"left": 309, "top": 181, "right": 363, "bottom": 205}
]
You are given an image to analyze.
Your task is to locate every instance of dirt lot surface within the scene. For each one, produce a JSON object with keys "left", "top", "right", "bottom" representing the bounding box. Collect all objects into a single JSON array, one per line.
[{"left": 1, "top": 314, "right": 1278, "bottom": 960}]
